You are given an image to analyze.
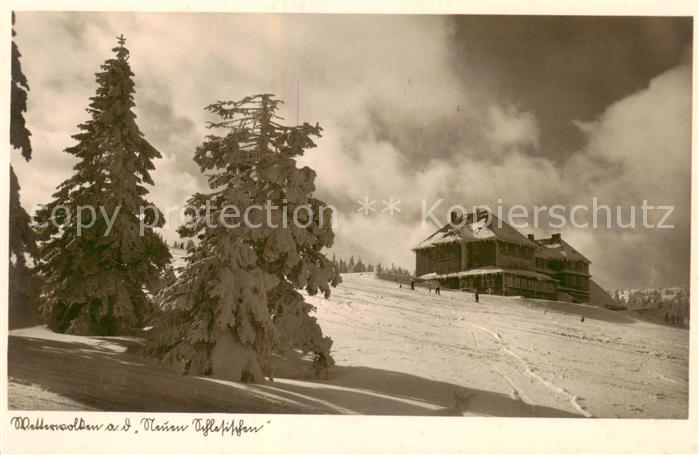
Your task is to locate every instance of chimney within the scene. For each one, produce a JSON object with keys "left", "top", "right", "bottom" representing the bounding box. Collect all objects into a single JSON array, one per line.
[
  {"left": 449, "top": 210, "right": 461, "bottom": 225},
  {"left": 552, "top": 233, "right": 561, "bottom": 242},
  {"left": 527, "top": 234, "right": 535, "bottom": 241},
  {"left": 476, "top": 207, "right": 489, "bottom": 217}
]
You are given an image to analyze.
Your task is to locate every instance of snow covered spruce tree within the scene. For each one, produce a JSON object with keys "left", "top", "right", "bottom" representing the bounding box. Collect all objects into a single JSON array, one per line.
[
  {"left": 35, "top": 35, "right": 170, "bottom": 335},
  {"left": 150, "top": 94, "right": 340, "bottom": 382},
  {"left": 9, "top": 12, "right": 41, "bottom": 327}
]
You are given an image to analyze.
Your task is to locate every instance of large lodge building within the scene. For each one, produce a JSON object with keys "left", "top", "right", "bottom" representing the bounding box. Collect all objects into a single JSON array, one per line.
[{"left": 413, "top": 209, "right": 591, "bottom": 302}]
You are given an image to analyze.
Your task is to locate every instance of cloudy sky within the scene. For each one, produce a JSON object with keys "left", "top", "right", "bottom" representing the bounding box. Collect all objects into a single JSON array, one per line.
[{"left": 11, "top": 12, "right": 692, "bottom": 289}]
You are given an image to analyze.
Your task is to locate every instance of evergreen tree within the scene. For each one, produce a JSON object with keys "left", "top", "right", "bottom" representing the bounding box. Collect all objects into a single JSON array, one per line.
[
  {"left": 10, "top": 13, "right": 31, "bottom": 160},
  {"left": 150, "top": 94, "right": 340, "bottom": 382},
  {"left": 338, "top": 259, "right": 347, "bottom": 273},
  {"left": 348, "top": 256, "right": 355, "bottom": 273},
  {"left": 9, "top": 12, "right": 40, "bottom": 328},
  {"left": 35, "top": 36, "right": 170, "bottom": 335},
  {"left": 355, "top": 256, "right": 366, "bottom": 273},
  {"left": 376, "top": 262, "right": 383, "bottom": 274}
]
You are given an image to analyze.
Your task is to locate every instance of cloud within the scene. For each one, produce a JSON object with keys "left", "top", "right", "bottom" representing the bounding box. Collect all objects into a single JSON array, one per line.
[
  {"left": 11, "top": 13, "right": 691, "bottom": 289},
  {"left": 486, "top": 104, "right": 540, "bottom": 151},
  {"left": 570, "top": 65, "right": 691, "bottom": 204},
  {"left": 304, "top": 62, "right": 691, "bottom": 289},
  {"left": 561, "top": 64, "right": 692, "bottom": 288}
]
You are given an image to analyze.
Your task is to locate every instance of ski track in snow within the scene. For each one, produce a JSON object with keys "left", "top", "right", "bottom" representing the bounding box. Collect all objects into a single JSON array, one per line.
[
  {"left": 273, "top": 378, "right": 444, "bottom": 411},
  {"left": 347, "top": 283, "right": 597, "bottom": 417},
  {"left": 311, "top": 274, "right": 687, "bottom": 417},
  {"left": 203, "top": 375, "right": 443, "bottom": 415},
  {"left": 468, "top": 324, "right": 503, "bottom": 343},
  {"left": 7, "top": 273, "right": 687, "bottom": 418},
  {"left": 465, "top": 311, "right": 592, "bottom": 416},
  {"left": 257, "top": 383, "right": 359, "bottom": 414},
  {"left": 651, "top": 371, "right": 686, "bottom": 386},
  {"left": 492, "top": 365, "right": 532, "bottom": 404},
  {"left": 502, "top": 347, "right": 593, "bottom": 418},
  {"left": 199, "top": 377, "right": 316, "bottom": 410}
]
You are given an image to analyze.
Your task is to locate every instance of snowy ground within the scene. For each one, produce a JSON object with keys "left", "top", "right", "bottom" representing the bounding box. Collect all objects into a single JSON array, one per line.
[
  {"left": 305, "top": 273, "right": 689, "bottom": 418},
  {"left": 8, "top": 380, "right": 97, "bottom": 411},
  {"left": 8, "top": 273, "right": 688, "bottom": 417}
]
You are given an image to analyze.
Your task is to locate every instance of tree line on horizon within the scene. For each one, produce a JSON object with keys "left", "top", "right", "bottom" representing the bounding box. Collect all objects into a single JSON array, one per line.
[
  {"left": 9, "top": 22, "right": 340, "bottom": 382},
  {"left": 610, "top": 287, "right": 689, "bottom": 327},
  {"left": 330, "top": 254, "right": 411, "bottom": 276}
]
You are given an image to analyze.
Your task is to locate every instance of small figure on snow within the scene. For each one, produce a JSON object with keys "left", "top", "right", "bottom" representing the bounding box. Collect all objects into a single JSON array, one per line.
[
  {"left": 410, "top": 278, "right": 415, "bottom": 290},
  {"left": 474, "top": 289, "right": 479, "bottom": 303},
  {"left": 580, "top": 316, "right": 585, "bottom": 323},
  {"left": 435, "top": 283, "right": 441, "bottom": 295}
]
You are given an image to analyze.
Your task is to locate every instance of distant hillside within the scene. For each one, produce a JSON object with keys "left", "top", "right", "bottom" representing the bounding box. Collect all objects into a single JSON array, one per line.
[{"left": 609, "top": 287, "right": 689, "bottom": 327}]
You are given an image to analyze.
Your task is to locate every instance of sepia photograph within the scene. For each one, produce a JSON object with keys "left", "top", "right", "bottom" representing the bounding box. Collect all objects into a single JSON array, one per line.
[{"left": 1, "top": 1, "right": 697, "bottom": 453}]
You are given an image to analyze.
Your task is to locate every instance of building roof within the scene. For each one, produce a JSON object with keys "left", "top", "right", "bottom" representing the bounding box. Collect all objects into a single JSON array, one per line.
[
  {"left": 413, "top": 209, "right": 539, "bottom": 251},
  {"left": 535, "top": 236, "right": 591, "bottom": 263},
  {"left": 412, "top": 226, "right": 462, "bottom": 250}
]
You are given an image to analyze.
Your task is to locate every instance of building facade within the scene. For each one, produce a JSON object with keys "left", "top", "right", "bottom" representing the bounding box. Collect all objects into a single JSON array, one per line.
[{"left": 413, "top": 209, "right": 591, "bottom": 302}]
